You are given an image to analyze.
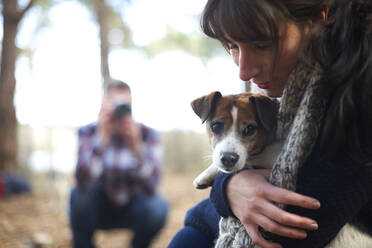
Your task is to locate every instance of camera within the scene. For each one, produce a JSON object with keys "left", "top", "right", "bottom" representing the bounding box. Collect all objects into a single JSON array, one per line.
[{"left": 113, "top": 103, "right": 131, "bottom": 118}]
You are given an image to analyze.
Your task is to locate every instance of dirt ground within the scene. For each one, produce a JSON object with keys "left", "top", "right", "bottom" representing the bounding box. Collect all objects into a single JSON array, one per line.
[{"left": 0, "top": 171, "right": 209, "bottom": 248}]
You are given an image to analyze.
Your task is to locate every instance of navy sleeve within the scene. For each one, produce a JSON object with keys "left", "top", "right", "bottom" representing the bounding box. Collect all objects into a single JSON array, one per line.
[
  {"left": 209, "top": 172, "right": 235, "bottom": 218},
  {"left": 273, "top": 151, "right": 372, "bottom": 248},
  {"left": 184, "top": 198, "right": 220, "bottom": 241}
]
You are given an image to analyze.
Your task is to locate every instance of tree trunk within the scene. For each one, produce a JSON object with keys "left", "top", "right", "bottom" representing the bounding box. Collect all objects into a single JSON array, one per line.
[
  {"left": 95, "top": 0, "right": 112, "bottom": 87},
  {"left": 244, "top": 81, "right": 251, "bottom": 92},
  {"left": 0, "top": 0, "right": 33, "bottom": 172}
]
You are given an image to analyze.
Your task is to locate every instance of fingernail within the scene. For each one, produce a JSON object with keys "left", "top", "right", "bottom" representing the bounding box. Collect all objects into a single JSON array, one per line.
[
  {"left": 299, "top": 232, "right": 307, "bottom": 239},
  {"left": 312, "top": 201, "right": 321, "bottom": 208},
  {"left": 310, "top": 223, "right": 318, "bottom": 230}
]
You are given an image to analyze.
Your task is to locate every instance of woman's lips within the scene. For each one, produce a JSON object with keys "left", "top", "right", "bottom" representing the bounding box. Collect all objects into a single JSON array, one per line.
[{"left": 255, "top": 81, "right": 271, "bottom": 89}]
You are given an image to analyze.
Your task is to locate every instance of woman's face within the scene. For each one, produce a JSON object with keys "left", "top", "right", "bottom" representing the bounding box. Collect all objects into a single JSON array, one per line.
[{"left": 229, "top": 21, "right": 310, "bottom": 97}]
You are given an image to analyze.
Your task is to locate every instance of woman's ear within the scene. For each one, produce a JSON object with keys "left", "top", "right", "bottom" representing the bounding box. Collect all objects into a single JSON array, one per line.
[
  {"left": 309, "top": 5, "right": 329, "bottom": 24},
  {"left": 321, "top": 6, "right": 329, "bottom": 22}
]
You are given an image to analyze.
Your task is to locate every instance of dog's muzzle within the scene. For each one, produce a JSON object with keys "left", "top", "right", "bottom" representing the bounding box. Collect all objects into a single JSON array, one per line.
[{"left": 220, "top": 152, "right": 240, "bottom": 170}]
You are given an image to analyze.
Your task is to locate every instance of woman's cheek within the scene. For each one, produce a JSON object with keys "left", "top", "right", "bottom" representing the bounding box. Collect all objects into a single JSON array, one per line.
[{"left": 231, "top": 50, "right": 239, "bottom": 66}]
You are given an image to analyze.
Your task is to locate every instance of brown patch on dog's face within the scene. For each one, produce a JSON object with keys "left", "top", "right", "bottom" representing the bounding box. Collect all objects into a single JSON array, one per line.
[
  {"left": 205, "top": 95, "right": 234, "bottom": 145},
  {"left": 204, "top": 93, "right": 277, "bottom": 153},
  {"left": 235, "top": 94, "right": 274, "bottom": 155}
]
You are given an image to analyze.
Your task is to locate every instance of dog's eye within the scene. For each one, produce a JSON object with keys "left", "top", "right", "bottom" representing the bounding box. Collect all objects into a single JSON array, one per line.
[
  {"left": 242, "top": 124, "right": 257, "bottom": 137},
  {"left": 210, "top": 121, "right": 224, "bottom": 135}
]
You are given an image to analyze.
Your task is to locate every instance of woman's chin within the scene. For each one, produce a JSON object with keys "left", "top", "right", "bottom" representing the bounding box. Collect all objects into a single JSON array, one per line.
[{"left": 263, "top": 89, "right": 283, "bottom": 98}]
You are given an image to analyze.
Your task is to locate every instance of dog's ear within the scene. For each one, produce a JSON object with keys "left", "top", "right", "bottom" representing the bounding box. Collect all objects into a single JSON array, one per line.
[
  {"left": 249, "top": 94, "right": 279, "bottom": 131},
  {"left": 191, "top": 91, "right": 222, "bottom": 123}
]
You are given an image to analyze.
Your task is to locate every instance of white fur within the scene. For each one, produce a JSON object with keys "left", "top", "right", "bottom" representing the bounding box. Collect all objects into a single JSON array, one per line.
[
  {"left": 193, "top": 105, "right": 282, "bottom": 189},
  {"left": 213, "top": 108, "right": 247, "bottom": 173},
  {"left": 193, "top": 141, "right": 282, "bottom": 189},
  {"left": 326, "top": 224, "right": 372, "bottom": 248}
]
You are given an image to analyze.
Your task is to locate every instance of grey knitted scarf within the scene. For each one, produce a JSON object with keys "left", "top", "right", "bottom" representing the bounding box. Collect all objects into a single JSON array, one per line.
[{"left": 216, "top": 61, "right": 326, "bottom": 247}]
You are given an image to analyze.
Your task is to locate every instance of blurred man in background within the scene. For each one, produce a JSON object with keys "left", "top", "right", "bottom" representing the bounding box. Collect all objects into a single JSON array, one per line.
[{"left": 69, "top": 80, "right": 168, "bottom": 248}]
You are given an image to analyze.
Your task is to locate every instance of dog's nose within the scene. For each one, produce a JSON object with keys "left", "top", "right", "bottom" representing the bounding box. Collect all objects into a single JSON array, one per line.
[{"left": 220, "top": 152, "right": 239, "bottom": 168}]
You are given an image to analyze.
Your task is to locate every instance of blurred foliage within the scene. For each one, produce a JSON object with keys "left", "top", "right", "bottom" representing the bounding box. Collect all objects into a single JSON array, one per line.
[
  {"left": 76, "top": 0, "right": 134, "bottom": 47},
  {"left": 2, "top": 0, "right": 226, "bottom": 171},
  {"left": 16, "top": 124, "right": 78, "bottom": 178},
  {"left": 12, "top": 0, "right": 57, "bottom": 70},
  {"left": 7, "top": 0, "right": 226, "bottom": 70},
  {"left": 17, "top": 124, "right": 34, "bottom": 169},
  {"left": 162, "top": 130, "right": 211, "bottom": 173},
  {"left": 75, "top": 0, "right": 225, "bottom": 61},
  {"left": 17, "top": 125, "right": 212, "bottom": 175},
  {"left": 142, "top": 26, "right": 226, "bottom": 61}
]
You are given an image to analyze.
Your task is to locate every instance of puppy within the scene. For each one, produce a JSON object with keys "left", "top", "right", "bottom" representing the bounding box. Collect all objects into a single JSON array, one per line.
[
  {"left": 191, "top": 91, "right": 372, "bottom": 248},
  {"left": 191, "top": 91, "right": 282, "bottom": 189}
]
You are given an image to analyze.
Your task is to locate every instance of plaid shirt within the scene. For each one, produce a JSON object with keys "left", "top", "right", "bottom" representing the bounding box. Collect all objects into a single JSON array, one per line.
[{"left": 75, "top": 122, "right": 162, "bottom": 206}]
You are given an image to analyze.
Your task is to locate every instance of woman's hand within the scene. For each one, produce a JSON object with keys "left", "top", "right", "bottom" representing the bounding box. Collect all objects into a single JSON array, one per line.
[{"left": 226, "top": 169, "right": 320, "bottom": 248}]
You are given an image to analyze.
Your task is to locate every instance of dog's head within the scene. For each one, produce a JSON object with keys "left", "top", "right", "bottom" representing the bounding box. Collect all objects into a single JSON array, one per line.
[{"left": 191, "top": 91, "right": 278, "bottom": 173}]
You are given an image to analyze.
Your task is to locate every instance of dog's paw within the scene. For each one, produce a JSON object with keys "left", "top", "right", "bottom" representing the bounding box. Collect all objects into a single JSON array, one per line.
[
  {"left": 193, "top": 177, "right": 211, "bottom": 189},
  {"left": 194, "top": 183, "right": 209, "bottom": 189}
]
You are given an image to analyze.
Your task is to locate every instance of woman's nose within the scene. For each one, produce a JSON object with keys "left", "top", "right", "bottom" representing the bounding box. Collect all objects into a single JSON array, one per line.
[{"left": 238, "top": 51, "right": 260, "bottom": 81}]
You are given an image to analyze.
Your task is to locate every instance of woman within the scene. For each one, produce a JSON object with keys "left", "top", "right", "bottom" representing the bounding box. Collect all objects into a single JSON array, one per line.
[{"left": 168, "top": 0, "right": 372, "bottom": 248}]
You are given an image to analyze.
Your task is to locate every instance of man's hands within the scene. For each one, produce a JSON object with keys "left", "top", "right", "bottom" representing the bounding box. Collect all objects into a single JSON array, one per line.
[
  {"left": 116, "top": 115, "right": 143, "bottom": 156},
  {"left": 98, "top": 98, "right": 142, "bottom": 155},
  {"left": 98, "top": 98, "right": 115, "bottom": 147},
  {"left": 226, "top": 169, "right": 320, "bottom": 248}
]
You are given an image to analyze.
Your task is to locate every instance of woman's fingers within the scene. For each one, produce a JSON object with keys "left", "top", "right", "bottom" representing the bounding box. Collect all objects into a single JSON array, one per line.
[
  {"left": 255, "top": 169, "right": 320, "bottom": 210},
  {"left": 232, "top": 169, "right": 320, "bottom": 210},
  {"left": 249, "top": 212, "right": 309, "bottom": 239},
  {"left": 226, "top": 169, "right": 321, "bottom": 245},
  {"left": 241, "top": 199, "right": 311, "bottom": 239},
  {"left": 258, "top": 199, "right": 318, "bottom": 231},
  {"left": 244, "top": 224, "right": 283, "bottom": 248},
  {"left": 264, "top": 186, "right": 320, "bottom": 210}
]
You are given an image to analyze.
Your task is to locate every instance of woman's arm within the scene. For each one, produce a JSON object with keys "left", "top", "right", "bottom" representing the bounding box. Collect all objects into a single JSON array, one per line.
[
  {"left": 210, "top": 169, "right": 320, "bottom": 248},
  {"left": 211, "top": 154, "right": 372, "bottom": 248}
]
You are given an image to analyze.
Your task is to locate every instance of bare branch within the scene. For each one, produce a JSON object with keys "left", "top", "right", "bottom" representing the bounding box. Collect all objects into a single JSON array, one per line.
[{"left": 17, "top": 0, "right": 35, "bottom": 21}]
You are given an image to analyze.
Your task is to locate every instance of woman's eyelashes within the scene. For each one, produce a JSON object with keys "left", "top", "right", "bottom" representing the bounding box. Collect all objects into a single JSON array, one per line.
[
  {"left": 227, "top": 41, "right": 273, "bottom": 52},
  {"left": 252, "top": 41, "right": 273, "bottom": 51},
  {"left": 228, "top": 43, "right": 238, "bottom": 51}
]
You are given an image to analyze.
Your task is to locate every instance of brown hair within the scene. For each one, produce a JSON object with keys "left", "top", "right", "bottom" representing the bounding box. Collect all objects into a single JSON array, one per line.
[{"left": 201, "top": 0, "right": 372, "bottom": 162}]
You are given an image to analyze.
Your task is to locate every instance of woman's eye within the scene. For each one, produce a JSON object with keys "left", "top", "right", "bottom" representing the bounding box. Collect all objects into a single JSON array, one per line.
[
  {"left": 253, "top": 42, "right": 273, "bottom": 51},
  {"left": 242, "top": 124, "right": 257, "bottom": 137},
  {"left": 227, "top": 43, "right": 238, "bottom": 50},
  {"left": 210, "top": 121, "right": 224, "bottom": 135}
]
